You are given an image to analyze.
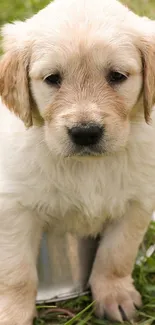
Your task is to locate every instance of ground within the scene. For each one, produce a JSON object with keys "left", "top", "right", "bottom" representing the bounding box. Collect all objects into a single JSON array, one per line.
[{"left": 0, "top": 0, "right": 155, "bottom": 324}]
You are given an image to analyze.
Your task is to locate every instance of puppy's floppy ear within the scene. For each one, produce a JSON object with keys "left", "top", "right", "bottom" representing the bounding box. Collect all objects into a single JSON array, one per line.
[
  {"left": 139, "top": 20, "right": 155, "bottom": 123},
  {"left": 141, "top": 40, "right": 155, "bottom": 123},
  {"left": 0, "top": 51, "right": 33, "bottom": 127},
  {"left": 0, "top": 22, "right": 33, "bottom": 127}
]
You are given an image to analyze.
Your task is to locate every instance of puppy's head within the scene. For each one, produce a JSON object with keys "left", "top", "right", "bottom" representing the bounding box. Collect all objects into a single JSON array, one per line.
[{"left": 0, "top": 0, "right": 155, "bottom": 157}]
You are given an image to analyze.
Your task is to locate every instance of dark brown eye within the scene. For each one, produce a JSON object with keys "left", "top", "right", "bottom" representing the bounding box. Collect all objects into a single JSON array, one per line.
[
  {"left": 45, "top": 73, "right": 62, "bottom": 86},
  {"left": 108, "top": 71, "right": 128, "bottom": 84}
]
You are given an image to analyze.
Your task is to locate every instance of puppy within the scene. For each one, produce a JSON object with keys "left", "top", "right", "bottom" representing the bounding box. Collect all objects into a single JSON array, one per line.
[{"left": 0, "top": 0, "right": 155, "bottom": 323}]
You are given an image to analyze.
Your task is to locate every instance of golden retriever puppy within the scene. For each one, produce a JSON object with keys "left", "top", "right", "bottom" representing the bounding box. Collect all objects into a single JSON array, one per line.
[{"left": 0, "top": 0, "right": 155, "bottom": 323}]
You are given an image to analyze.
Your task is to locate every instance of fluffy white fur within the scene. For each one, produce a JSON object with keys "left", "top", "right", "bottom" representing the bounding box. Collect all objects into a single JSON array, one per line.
[{"left": 0, "top": 0, "right": 155, "bottom": 324}]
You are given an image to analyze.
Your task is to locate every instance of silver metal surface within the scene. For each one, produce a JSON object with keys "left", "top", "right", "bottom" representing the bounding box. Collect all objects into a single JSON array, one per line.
[{"left": 37, "top": 230, "right": 98, "bottom": 303}]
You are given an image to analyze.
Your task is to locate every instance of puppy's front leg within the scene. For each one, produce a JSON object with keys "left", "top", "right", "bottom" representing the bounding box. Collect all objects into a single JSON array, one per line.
[
  {"left": 0, "top": 198, "right": 42, "bottom": 325},
  {"left": 89, "top": 201, "right": 151, "bottom": 322}
]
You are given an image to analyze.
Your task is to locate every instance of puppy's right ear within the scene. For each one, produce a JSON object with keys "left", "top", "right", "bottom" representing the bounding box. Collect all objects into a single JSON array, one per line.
[
  {"left": 140, "top": 37, "right": 155, "bottom": 124},
  {"left": 0, "top": 23, "right": 33, "bottom": 127},
  {"left": 136, "top": 17, "right": 155, "bottom": 124}
]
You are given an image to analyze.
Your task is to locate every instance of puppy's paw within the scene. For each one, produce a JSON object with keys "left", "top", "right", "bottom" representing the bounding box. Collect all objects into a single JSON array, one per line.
[
  {"left": 90, "top": 274, "right": 142, "bottom": 322},
  {"left": 0, "top": 293, "right": 36, "bottom": 325}
]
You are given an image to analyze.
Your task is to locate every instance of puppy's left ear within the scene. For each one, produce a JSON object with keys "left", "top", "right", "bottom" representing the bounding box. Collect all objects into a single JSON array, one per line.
[
  {"left": 139, "top": 20, "right": 155, "bottom": 123},
  {"left": 0, "top": 22, "right": 33, "bottom": 127},
  {"left": 0, "top": 50, "right": 33, "bottom": 127}
]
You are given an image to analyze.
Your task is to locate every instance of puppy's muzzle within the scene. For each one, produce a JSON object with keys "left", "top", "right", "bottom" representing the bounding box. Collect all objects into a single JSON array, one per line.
[{"left": 68, "top": 123, "right": 103, "bottom": 146}]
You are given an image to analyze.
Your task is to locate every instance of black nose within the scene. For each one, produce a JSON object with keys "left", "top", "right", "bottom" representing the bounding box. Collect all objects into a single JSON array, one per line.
[{"left": 68, "top": 123, "right": 103, "bottom": 146}]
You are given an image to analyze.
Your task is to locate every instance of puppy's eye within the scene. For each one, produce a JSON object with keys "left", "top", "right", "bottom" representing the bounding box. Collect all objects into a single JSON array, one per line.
[
  {"left": 44, "top": 73, "right": 62, "bottom": 86},
  {"left": 107, "top": 71, "right": 128, "bottom": 84}
]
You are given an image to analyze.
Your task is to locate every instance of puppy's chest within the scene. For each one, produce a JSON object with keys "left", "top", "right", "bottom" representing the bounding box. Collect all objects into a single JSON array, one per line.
[{"left": 33, "top": 161, "right": 131, "bottom": 235}]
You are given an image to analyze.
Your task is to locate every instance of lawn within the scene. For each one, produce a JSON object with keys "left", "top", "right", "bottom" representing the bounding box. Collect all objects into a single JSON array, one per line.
[{"left": 0, "top": 0, "right": 155, "bottom": 324}]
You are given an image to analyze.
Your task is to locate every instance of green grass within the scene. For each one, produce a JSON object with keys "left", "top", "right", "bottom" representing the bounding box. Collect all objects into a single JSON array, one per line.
[
  {"left": 0, "top": 0, "right": 50, "bottom": 26},
  {"left": 121, "top": 0, "right": 155, "bottom": 18},
  {"left": 0, "top": 0, "right": 155, "bottom": 324}
]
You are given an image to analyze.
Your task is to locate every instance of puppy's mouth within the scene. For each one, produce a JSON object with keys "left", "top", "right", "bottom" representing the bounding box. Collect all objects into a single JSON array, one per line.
[{"left": 66, "top": 144, "right": 105, "bottom": 158}]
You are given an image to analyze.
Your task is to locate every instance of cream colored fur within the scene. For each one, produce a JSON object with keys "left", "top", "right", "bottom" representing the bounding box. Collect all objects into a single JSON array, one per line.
[{"left": 0, "top": 0, "right": 155, "bottom": 323}]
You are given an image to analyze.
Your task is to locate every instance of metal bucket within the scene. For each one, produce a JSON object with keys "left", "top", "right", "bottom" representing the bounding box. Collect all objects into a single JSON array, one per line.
[
  {"left": 37, "top": 213, "right": 155, "bottom": 303},
  {"left": 37, "top": 230, "right": 98, "bottom": 303}
]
